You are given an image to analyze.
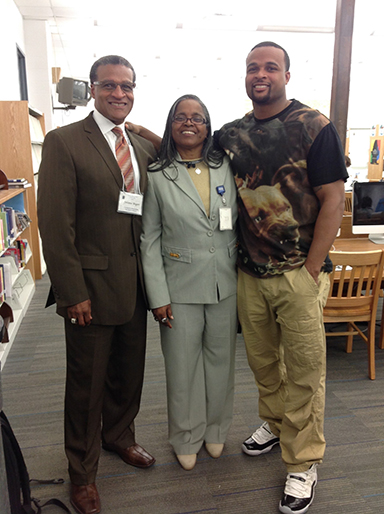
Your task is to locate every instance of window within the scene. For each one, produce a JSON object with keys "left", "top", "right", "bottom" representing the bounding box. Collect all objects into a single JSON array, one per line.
[{"left": 17, "top": 46, "right": 28, "bottom": 101}]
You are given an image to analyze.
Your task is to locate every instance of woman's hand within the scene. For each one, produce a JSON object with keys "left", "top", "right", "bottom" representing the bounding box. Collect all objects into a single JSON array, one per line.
[
  {"left": 125, "top": 122, "right": 162, "bottom": 152},
  {"left": 152, "top": 304, "right": 174, "bottom": 329}
]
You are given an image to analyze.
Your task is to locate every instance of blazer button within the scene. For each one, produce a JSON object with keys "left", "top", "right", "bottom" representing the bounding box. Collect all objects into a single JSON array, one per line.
[
  {"left": 207, "top": 230, "right": 213, "bottom": 237},
  {"left": 211, "top": 214, "right": 216, "bottom": 220},
  {"left": 209, "top": 247, "right": 216, "bottom": 253}
]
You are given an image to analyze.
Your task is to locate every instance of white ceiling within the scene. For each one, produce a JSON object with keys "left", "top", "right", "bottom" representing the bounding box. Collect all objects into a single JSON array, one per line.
[{"left": 12, "top": 0, "right": 384, "bottom": 134}]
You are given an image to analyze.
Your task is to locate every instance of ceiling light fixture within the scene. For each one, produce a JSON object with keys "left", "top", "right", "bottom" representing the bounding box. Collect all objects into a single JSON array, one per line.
[{"left": 257, "top": 25, "right": 334, "bottom": 33}]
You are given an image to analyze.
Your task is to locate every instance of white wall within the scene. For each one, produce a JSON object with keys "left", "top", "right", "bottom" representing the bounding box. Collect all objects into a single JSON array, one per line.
[
  {"left": 0, "top": 0, "right": 25, "bottom": 101},
  {"left": 0, "top": 1, "right": 54, "bottom": 131},
  {"left": 24, "top": 19, "right": 54, "bottom": 131}
]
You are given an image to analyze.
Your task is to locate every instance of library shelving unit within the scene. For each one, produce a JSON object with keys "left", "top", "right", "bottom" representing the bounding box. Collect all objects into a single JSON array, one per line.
[
  {"left": 368, "top": 124, "right": 384, "bottom": 181},
  {"left": 0, "top": 101, "right": 44, "bottom": 366}
]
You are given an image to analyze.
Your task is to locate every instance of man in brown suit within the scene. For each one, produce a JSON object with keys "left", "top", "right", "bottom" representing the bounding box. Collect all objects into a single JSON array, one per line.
[{"left": 37, "top": 55, "right": 157, "bottom": 514}]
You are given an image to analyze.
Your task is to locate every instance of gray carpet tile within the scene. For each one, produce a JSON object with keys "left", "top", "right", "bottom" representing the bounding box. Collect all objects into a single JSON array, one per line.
[{"left": 1, "top": 273, "right": 384, "bottom": 513}]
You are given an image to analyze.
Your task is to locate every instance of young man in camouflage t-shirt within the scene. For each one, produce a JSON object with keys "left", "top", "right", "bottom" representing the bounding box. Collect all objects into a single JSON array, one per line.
[{"left": 217, "top": 41, "right": 348, "bottom": 514}]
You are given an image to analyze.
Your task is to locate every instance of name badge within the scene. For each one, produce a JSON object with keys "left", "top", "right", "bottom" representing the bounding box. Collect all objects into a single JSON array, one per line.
[
  {"left": 117, "top": 191, "right": 143, "bottom": 216},
  {"left": 219, "top": 207, "right": 232, "bottom": 230}
]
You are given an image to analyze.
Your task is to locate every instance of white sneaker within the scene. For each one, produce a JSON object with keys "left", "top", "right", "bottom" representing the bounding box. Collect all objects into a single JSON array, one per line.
[
  {"left": 242, "top": 421, "right": 280, "bottom": 456},
  {"left": 279, "top": 463, "right": 318, "bottom": 514}
]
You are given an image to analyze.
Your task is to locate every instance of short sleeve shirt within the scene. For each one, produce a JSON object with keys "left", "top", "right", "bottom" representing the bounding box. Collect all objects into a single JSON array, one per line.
[{"left": 216, "top": 99, "right": 349, "bottom": 278}]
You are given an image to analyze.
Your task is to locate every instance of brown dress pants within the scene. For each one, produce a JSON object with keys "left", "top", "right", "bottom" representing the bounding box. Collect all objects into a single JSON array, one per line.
[{"left": 64, "top": 287, "right": 147, "bottom": 485}]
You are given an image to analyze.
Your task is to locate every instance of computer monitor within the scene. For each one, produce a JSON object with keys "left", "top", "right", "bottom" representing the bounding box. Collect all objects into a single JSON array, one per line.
[
  {"left": 56, "top": 77, "right": 89, "bottom": 107},
  {"left": 352, "top": 181, "right": 384, "bottom": 243}
]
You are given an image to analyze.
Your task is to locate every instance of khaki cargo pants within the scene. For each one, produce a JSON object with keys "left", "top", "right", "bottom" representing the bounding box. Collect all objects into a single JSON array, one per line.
[{"left": 238, "top": 266, "right": 330, "bottom": 472}]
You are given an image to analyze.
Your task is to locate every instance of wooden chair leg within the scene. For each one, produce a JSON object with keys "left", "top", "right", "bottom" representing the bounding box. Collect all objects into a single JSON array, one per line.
[
  {"left": 346, "top": 323, "right": 354, "bottom": 353},
  {"left": 368, "top": 322, "right": 376, "bottom": 380},
  {"left": 380, "top": 306, "right": 384, "bottom": 349}
]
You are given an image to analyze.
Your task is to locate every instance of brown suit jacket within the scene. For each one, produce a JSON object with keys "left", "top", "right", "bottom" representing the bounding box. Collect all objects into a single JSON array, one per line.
[{"left": 37, "top": 112, "right": 157, "bottom": 325}]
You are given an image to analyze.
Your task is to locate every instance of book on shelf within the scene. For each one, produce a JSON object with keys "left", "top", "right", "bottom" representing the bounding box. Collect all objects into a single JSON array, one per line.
[
  {"left": 0, "top": 212, "right": 9, "bottom": 249},
  {"left": 0, "top": 219, "right": 4, "bottom": 252},
  {"left": 2, "top": 247, "right": 21, "bottom": 270},
  {"left": 16, "top": 239, "right": 28, "bottom": 267},
  {"left": 7, "top": 178, "right": 32, "bottom": 189},
  {"left": 0, "top": 205, "right": 30, "bottom": 245},
  {"left": 2, "top": 207, "right": 16, "bottom": 239},
  {"left": 0, "top": 265, "right": 4, "bottom": 304},
  {"left": 15, "top": 211, "right": 31, "bottom": 232}
]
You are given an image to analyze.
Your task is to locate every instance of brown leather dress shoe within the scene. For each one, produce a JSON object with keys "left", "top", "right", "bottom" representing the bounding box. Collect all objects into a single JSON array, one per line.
[
  {"left": 103, "top": 442, "right": 155, "bottom": 468},
  {"left": 70, "top": 483, "right": 100, "bottom": 514}
]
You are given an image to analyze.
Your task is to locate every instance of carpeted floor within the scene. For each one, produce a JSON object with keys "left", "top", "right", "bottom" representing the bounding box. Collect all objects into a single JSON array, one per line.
[{"left": 1, "top": 273, "right": 384, "bottom": 513}]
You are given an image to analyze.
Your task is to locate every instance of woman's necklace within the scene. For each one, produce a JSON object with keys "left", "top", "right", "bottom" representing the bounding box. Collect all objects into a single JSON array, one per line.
[{"left": 176, "top": 158, "right": 204, "bottom": 174}]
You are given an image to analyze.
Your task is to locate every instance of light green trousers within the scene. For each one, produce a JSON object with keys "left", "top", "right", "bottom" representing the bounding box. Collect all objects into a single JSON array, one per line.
[
  {"left": 238, "top": 266, "right": 330, "bottom": 472},
  {"left": 160, "top": 295, "right": 237, "bottom": 455}
]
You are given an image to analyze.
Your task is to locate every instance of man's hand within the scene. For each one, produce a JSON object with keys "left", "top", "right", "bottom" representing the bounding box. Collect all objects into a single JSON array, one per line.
[
  {"left": 67, "top": 300, "right": 92, "bottom": 327},
  {"left": 152, "top": 304, "right": 174, "bottom": 329},
  {"left": 305, "top": 180, "right": 345, "bottom": 285},
  {"left": 304, "top": 262, "right": 320, "bottom": 286}
]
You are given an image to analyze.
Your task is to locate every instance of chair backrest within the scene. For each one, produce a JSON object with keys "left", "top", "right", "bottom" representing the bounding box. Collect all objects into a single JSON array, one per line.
[{"left": 325, "top": 250, "right": 384, "bottom": 321}]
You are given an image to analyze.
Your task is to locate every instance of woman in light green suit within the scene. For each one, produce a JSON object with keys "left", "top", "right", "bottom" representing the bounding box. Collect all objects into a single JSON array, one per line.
[{"left": 140, "top": 95, "right": 238, "bottom": 470}]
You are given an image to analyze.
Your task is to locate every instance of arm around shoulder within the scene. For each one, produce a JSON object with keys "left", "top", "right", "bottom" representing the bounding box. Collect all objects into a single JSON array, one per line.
[{"left": 125, "top": 121, "right": 162, "bottom": 152}]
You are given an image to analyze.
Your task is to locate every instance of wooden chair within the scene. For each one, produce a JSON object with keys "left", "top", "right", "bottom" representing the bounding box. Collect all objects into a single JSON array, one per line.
[
  {"left": 344, "top": 191, "right": 352, "bottom": 214},
  {"left": 324, "top": 249, "right": 384, "bottom": 380}
]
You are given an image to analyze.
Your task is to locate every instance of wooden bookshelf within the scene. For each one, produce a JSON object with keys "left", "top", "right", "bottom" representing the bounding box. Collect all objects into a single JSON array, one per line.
[
  {"left": 0, "top": 101, "right": 42, "bottom": 280},
  {"left": 0, "top": 101, "right": 44, "bottom": 365}
]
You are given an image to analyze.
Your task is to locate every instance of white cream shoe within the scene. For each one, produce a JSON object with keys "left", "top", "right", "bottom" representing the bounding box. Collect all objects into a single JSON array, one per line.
[
  {"left": 205, "top": 443, "right": 224, "bottom": 459},
  {"left": 176, "top": 454, "right": 197, "bottom": 470}
]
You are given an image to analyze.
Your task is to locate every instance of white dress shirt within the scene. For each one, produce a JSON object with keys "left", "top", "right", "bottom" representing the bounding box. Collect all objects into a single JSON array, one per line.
[{"left": 93, "top": 109, "right": 141, "bottom": 193}]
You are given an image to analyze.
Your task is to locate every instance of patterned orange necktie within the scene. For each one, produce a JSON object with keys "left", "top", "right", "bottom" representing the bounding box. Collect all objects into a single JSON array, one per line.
[{"left": 112, "top": 127, "right": 134, "bottom": 193}]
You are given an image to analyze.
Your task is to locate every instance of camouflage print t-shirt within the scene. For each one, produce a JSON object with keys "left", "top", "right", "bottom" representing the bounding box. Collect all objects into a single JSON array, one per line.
[{"left": 216, "top": 99, "right": 348, "bottom": 278}]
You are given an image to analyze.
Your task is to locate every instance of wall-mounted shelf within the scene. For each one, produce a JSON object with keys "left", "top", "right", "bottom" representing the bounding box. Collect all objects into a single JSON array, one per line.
[{"left": 0, "top": 101, "right": 44, "bottom": 366}]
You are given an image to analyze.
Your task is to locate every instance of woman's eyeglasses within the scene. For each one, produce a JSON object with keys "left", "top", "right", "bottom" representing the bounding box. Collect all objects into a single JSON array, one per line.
[{"left": 172, "top": 115, "right": 206, "bottom": 125}]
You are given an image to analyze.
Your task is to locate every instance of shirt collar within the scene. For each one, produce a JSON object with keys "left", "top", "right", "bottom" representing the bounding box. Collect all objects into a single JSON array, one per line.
[{"left": 93, "top": 109, "right": 126, "bottom": 136}]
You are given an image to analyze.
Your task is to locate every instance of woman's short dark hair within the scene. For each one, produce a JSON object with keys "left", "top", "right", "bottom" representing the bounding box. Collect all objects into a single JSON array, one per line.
[
  {"left": 90, "top": 55, "right": 136, "bottom": 84},
  {"left": 152, "top": 94, "right": 224, "bottom": 172}
]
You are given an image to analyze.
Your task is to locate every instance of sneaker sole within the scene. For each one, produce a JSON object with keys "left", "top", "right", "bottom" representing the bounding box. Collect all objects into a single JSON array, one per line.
[{"left": 241, "top": 439, "right": 280, "bottom": 456}]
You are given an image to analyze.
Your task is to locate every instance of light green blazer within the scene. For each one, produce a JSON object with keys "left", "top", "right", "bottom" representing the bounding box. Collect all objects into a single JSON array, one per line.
[{"left": 140, "top": 157, "right": 238, "bottom": 308}]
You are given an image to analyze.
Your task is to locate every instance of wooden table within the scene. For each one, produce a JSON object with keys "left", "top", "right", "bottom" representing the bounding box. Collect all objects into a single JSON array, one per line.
[
  {"left": 331, "top": 237, "right": 384, "bottom": 349},
  {"left": 333, "top": 237, "right": 384, "bottom": 253}
]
